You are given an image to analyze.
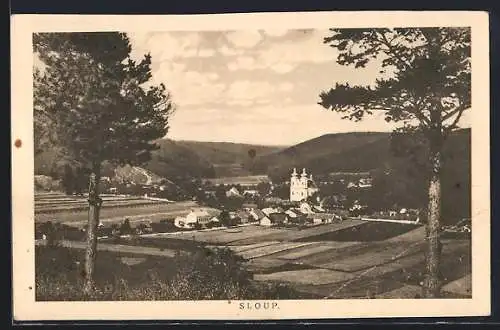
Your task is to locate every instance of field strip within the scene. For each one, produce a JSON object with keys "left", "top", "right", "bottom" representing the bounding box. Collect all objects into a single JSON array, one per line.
[
  {"left": 35, "top": 201, "right": 198, "bottom": 224},
  {"left": 57, "top": 211, "right": 191, "bottom": 227},
  {"left": 374, "top": 283, "right": 422, "bottom": 298},
  {"left": 308, "top": 241, "right": 427, "bottom": 272},
  {"left": 320, "top": 240, "right": 469, "bottom": 278},
  {"left": 35, "top": 200, "right": 165, "bottom": 213},
  {"left": 253, "top": 268, "right": 355, "bottom": 285},
  {"left": 273, "top": 242, "right": 346, "bottom": 260},
  {"left": 239, "top": 242, "right": 316, "bottom": 260},
  {"left": 227, "top": 241, "right": 282, "bottom": 253},
  {"left": 35, "top": 239, "right": 181, "bottom": 257},
  {"left": 441, "top": 274, "right": 471, "bottom": 296},
  {"left": 36, "top": 197, "right": 144, "bottom": 204},
  {"left": 245, "top": 257, "right": 291, "bottom": 271}
]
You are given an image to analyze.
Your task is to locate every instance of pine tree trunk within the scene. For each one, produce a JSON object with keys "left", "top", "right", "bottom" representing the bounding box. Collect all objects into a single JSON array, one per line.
[
  {"left": 422, "top": 142, "right": 443, "bottom": 298},
  {"left": 83, "top": 163, "right": 102, "bottom": 297}
]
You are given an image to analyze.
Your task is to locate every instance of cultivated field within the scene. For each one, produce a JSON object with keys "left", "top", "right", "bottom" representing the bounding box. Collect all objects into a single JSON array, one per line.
[
  {"left": 202, "top": 175, "right": 270, "bottom": 186},
  {"left": 113, "top": 221, "right": 471, "bottom": 299},
  {"left": 35, "top": 192, "right": 199, "bottom": 226},
  {"left": 34, "top": 192, "right": 471, "bottom": 299}
]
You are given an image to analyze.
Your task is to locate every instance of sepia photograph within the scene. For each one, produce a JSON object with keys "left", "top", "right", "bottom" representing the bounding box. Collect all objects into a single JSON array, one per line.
[{"left": 11, "top": 12, "right": 490, "bottom": 320}]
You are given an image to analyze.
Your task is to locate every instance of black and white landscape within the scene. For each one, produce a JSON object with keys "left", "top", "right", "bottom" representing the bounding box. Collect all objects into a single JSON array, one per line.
[{"left": 32, "top": 26, "right": 473, "bottom": 302}]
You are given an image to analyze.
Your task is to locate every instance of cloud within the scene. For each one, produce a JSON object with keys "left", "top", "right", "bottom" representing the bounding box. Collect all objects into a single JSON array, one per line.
[
  {"left": 152, "top": 62, "right": 226, "bottom": 107},
  {"left": 225, "top": 30, "right": 263, "bottom": 49},
  {"left": 278, "top": 82, "right": 294, "bottom": 92},
  {"left": 218, "top": 44, "right": 244, "bottom": 56},
  {"left": 262, "top": 29, "right": 289, "bottom": 37},
  {"left": 227, "top": 56, "right": 258, "bottom": 71},
  {"left": 198, "top": 48, "right": 216, "bottom": 57},
  {"left": 270, "top": 63, "right": 296, "bottom": 74},
  {"left": 227, "top": 80, "right": 275, "bottom": 101},
  {"left": 256, "top": 30, "right": 333, "bottom": 73},
  {"left": 127, "top": 31, "right": 216, "bottom": 60}
]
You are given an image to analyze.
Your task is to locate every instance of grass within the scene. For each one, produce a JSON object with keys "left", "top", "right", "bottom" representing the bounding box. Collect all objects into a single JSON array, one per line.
[{"left": 35, "top": 245, "right": 305, "bottom": 301}]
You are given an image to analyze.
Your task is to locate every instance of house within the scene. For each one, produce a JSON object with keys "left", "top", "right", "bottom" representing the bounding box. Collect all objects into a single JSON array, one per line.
[
  {"left": 307, "top": 213, "right": 334, "bottom": 224},
  {"left": 313, "top": 204, "right": 325, "bottom": 213},
  {"left": 299, "top": 202, "right": 315, "bottom": 215},
  {"left": 250, "top": 209, "right": 267, "bottom": 222},
  {"left": 286, "top": 209, "right": 308, "bottom": 224},
  {"left": 259, "top": 215, "right": 273, "bottom": 227},
  {"left": 285, "top": 209, "right": 299, "bottom": 218},
  {"left": 347, "top": 182, "right": 358, "bottom": 189},
  {"left": 268, "top": 213, "right": 289, "bottom": 226},
  {"left": 179, "top": 208, "right": 222, "bottom": 228},
  {"left": 243, "top": 189, "right": 259, "bottom": 197},
  {"left": 174, "top": 216, "right": 188, "bottom": 228},
  {"left": 262, "top": 207, "right": 278, "bottom": 216},
  {"left": 358, "top": 178, "right": 373, "bottom": 188},
  {"left": 237, "top": 210, "right": 252, "bottom": 224},
  {"left": 226, "top": 187, "right": 241, "bottom": 197},
  {"left": 242, "top": 203, "right": 258, "bottom": 211}
]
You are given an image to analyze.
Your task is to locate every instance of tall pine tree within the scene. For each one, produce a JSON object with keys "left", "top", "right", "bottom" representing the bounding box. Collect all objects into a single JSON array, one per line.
[
  {"left": 318, "top": 28, "right": 470, "bottom": 297},
  {"left": 33, "top": 32, "right": 174, "bottom": 295}
]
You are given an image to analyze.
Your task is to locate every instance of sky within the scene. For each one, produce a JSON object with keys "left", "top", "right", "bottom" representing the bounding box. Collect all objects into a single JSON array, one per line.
[{"left": 35, "top": 29, "right": 471, "bottom": 146}]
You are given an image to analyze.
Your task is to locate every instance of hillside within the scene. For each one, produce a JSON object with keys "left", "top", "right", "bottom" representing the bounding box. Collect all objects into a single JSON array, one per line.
[
  {"left": 250, "top": 128, "right": 470, "bottom": 221},
  {"left": 251, "top": 132, "right": 390, "bottom": 178},
  {"left": 173, "top": 140, "right": 284, "bottom": 177}
]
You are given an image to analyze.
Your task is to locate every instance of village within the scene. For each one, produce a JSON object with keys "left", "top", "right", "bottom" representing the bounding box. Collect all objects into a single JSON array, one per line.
[{"left": 35, "top": 167, "right": 433, "bottom": 242}]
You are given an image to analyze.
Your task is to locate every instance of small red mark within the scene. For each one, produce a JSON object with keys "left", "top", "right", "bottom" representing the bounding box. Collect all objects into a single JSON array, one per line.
[{"left": 14, "top": 139, "right": 22, "bottom": 148}]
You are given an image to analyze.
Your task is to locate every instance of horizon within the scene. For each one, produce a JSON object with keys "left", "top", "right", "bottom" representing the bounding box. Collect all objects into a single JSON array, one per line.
[{"left": 165, "top": 127, "right": 472, "bottom": 148}]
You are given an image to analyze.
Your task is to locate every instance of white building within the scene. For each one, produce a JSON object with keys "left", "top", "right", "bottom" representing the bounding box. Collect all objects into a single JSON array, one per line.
[
  {"left": 175, "top": 209, "right": 221, "bottom": 228},
  {"left": 290, "top": 168, "right": 319, "bottom": 202}
]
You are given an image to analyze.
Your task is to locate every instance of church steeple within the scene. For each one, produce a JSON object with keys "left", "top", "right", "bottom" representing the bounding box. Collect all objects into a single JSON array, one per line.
[
  {"left": 292, "top": 168, "right": 298, "bottom": 177},
  {"left": 301, "top": 168, "right": 307, "bottom": 178}
]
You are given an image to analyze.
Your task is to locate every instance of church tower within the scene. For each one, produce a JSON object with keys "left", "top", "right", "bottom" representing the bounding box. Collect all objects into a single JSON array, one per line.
[{"left": 290, "top": 168, "right": 309, "bottom": 201}]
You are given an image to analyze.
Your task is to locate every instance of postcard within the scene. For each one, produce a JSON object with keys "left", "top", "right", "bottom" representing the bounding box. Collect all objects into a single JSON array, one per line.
[{"left": 11, "top": 11, "right": 490, "bottom": 321}]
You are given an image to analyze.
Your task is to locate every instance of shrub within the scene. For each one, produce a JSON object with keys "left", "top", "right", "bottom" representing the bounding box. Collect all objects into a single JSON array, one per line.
[{"left": 35, "top": 246, "right": 303, "bottom": 301}]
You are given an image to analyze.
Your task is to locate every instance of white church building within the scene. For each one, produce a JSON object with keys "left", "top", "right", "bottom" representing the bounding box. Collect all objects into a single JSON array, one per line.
[{"left": 289, "top": 168, "right": 319, "bottom": 202}]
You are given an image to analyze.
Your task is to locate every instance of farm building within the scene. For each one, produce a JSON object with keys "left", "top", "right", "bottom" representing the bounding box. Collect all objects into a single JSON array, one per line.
[
  {"left": 250, "top": 209, "right": 267, "bottom": 222},
  {"left": 268, "top": 213, "right": 289, "bottom": 226},
  {"left": 242, "top": 203, "right": 258, "bottom": 211},
  {"left": 237, "top": 210, "right": 252, "bottom": 224},
  {"left": 226, "top": 187, "right": 241, "bottom": 197},
  {"left": 175, "top": 208, "right": 221, "bottom": 228},
  {"left": 259, "top": 215, "right": 273, "bottom": 226},
  {"left": 307, "top": 213, "right": 335, "bottom": 224}
]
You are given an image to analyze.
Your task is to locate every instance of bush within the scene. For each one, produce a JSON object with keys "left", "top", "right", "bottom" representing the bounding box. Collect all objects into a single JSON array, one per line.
[{"left": 35, "top": 246, "right": 302, "bottom": 301}]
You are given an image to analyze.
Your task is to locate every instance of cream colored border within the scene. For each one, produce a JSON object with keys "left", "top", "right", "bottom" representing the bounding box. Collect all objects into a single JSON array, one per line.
[{"left": 11, "top": 11, "right": 490, "bottom": 321}]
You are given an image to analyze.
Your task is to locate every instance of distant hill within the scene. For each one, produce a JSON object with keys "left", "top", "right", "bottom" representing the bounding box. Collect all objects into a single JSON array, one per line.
[
  {"left": 251, "top": 129, "right": 469, "bottom": 178},
  {"left": 172, "top": 140, "right": 284, "bottom": 177},
  {"left": 249, "top": 128, "right": 470, "bottom": 221},
  {"left": 34, "top": 139, "right": 283, "bottom": 183},
  {"left": 251, "top": 132, "right": 390, "bottom": 179}
]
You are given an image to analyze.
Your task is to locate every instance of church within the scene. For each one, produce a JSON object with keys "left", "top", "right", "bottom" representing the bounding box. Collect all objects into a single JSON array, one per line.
[{"left": 289, "top": 168, "right": 319, "bottom": 202}]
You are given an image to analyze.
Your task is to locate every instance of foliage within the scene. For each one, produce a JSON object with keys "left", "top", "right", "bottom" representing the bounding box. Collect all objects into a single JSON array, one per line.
[
  {"left": 33, "top": 32, "right": 174, "bottom": 171},
  {"left": 318, "top": 28, "right": 470, "bottom": 135}
]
